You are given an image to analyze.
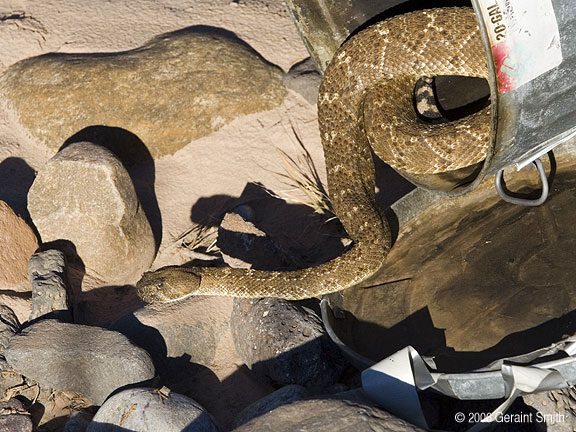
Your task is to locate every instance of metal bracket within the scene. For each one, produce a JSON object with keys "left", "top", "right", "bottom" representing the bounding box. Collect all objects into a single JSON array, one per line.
[{"left": 495, "top": 158, "right": 549, "bottom": 206}]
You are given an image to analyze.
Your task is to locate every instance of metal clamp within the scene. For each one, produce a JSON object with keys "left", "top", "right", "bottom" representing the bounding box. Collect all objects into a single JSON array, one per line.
[{"left": 495, "top": 158, "right": 549, "bottom": 206}]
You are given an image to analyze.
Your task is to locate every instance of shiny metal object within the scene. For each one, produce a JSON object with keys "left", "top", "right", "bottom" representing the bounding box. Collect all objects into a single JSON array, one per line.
[
  {"left": 287, "top": 0, "right": 576, "bottom": 195},
  {"left": 495, "top": 158, "right": 549, "bottom": 206}
]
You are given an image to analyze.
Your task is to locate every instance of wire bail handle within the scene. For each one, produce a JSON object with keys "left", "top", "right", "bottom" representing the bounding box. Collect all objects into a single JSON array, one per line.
[{"left": 495, "top": 157, "right": 550, "bottom": 206}]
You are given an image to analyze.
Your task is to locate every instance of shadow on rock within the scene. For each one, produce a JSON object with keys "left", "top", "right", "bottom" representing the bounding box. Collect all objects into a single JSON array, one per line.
[
  {"left": 62, "top": 125, "right": 162, "bottom": 250},
  {"left": 0, "top": 157, "right": 36, "bottom": 222},
  {"left": 111, "top": 309, "right": 271, "bottom": 430},
  {"left": 111, "top": 313, "right": 222, "bottom": 393},
  {"left": 30, "top": 238, "right": 145, "bottom": 326},
  {"left": 77, "top": 284, "right": 146, "bottom": 327},
  {"left": 190, "top": 182, "right": 348, "bottom": 269}
]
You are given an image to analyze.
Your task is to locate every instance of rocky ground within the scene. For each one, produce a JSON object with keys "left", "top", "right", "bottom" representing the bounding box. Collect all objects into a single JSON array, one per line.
[{"left": 0, "top": 1, "right": 575, "bottom": 431}]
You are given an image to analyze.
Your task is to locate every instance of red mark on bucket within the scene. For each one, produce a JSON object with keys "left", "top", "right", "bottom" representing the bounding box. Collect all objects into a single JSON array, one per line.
[{"left": 492, "top": 41, "right": 515, "bottom": 93}]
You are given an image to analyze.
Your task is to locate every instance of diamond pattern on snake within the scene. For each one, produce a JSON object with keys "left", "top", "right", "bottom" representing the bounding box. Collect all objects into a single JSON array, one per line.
[{"left": 137, "top": 7, "right": 491, "bottom": 302}]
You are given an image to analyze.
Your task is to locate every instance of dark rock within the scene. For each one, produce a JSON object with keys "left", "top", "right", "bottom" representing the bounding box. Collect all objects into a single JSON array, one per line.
[
  {"left": 234, "top": 384, "right": 308, "bottom": 428},
  {"left": 0, "top": 398, "right": 32, "bottom": 432},
  {"left": 0, "top": 305, "right": 20, "bottom": 355},
  {"left": 283, "top": 58, "right": 322, "bottom": 104},
  {"left": 28, "top": 250, "right": 71, "bottom": 322},
  {"left": 233, "top": 398, "right": 424, "bottom": 432},
  {"left": 231, "top": 298, "right": 347, "bottom": 389},
  {"left": 86, "top": 387, "right": 220, "bottom": 432},
  {"left": 5, "top": 320, "right": 154, "bottom": 404}
]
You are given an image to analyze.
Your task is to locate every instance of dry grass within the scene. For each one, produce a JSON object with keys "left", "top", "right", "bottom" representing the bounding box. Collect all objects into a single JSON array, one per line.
[
  {"left": 271, "top": 124, "right": 333, "bottom": 216},
  {"left": 175, "top": 223, "right": 219, "bottom": 254}
]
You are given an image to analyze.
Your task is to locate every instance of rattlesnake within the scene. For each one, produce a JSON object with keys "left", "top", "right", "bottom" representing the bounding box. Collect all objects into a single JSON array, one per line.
[{"left": 137, "top": 7, "right": 491, "bottom": 302}]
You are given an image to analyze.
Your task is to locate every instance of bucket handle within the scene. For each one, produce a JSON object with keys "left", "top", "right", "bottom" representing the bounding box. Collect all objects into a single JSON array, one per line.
[{"left": 495, "top": 158, "right": 549, "bottom": 206}]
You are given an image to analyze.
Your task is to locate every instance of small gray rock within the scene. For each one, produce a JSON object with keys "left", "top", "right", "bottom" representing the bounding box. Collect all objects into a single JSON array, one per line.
[
  {"left": 283, "top": 58, "right": 322, "bottom": 104},
  {"left": 231, "top": 298, "right": 347, "bottom": 389},
  {"left": 234, "top": 385, "right": 308, "bottom": 428},
  {"left": 86, "top": 387, "right": 220, "bottom": 432},
  {"left": 28, "top": 249, "right": 71, "bottom": 322},
  {"left": 5, "top": 320, "right": 154, "bottom": 404},
  {"left": 0, "top": 305, "right": 20, "bottom": 355},
  {"left": 233, "top": 398, "right": 424, "bottom": 432},
  {"left": 0, "top": 398, "right": 32, "bottom": 432}
]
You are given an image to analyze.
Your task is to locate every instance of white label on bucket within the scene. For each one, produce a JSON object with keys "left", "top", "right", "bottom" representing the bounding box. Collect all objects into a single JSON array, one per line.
[{"left": 476, "top": 0, "right": 562, "bottom": 93}]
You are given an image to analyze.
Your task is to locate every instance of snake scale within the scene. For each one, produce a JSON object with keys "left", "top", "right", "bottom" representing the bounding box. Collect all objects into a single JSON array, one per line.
[{"left": 137, "top": 7, "right": 491, "bottom": 302}]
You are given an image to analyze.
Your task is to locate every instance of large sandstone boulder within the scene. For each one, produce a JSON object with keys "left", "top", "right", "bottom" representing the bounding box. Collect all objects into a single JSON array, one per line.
[
  {"left": 0, "top": 27, "right": 286, "bottom": 158},
  {"left": 0, "top": 201, "right": 38, "bottom": 288},
  {"left": 28, "top": 142, "right": 155, "bottom": 284}
]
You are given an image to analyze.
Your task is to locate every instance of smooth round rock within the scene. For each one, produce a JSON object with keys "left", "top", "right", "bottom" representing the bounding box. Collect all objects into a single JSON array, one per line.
[
  {"left": 0, "top": 28, "right": 286, "bottom": 159},
  {"left": 86, "top": 388, "right": 220, "bottom": 432},
  {"left": 231, "top": 298, "right": 348, "bottom": 389},
  {"left": 234, "top": 398, "right": 424, "bottom": 432},
  {"left": 5, "top": 320, "right": 155, "bottom": 404},
  {"left": 28, "top": 142, "right": 155, "bottom": 284}
]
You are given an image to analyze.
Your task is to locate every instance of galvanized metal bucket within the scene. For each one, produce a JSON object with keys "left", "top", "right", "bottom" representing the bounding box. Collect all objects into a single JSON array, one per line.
[{"left": 287, "top": 0, "right": 576, "bottom": 196}]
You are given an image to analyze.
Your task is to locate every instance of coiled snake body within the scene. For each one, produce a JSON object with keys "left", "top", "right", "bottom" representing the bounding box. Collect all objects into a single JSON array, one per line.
[{"left": 137, "top": 7, "right": 491, "bottom": 302}]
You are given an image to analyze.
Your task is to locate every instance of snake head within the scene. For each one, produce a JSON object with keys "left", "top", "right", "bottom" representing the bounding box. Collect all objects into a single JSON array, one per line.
[{"left": 136, "top": 266, "right": 202, "bottom": 303}]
